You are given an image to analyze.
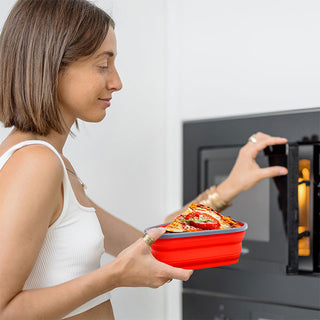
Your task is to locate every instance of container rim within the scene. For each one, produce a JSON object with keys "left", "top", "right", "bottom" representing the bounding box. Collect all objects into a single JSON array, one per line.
[{"left": 144, "top": 221, "right": 248, "bottom": 239}]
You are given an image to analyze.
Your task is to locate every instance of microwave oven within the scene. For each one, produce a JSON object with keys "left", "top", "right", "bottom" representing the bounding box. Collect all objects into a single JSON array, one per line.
[{"left": 182, "top": 109, "right": 320, "bottom": 319}]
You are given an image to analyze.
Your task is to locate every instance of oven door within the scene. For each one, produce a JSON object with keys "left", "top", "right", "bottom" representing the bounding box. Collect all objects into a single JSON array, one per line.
[
  {"left": 287, "top": 143, "right": 320, "bottom": 274},
  {"left": 199, "top": 144, "right": 288, "bottom": 272}
]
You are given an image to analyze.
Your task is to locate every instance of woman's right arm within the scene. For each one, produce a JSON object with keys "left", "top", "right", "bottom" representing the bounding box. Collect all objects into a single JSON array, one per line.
[
  {"left": 165, "top": 132, "right": 288, "bottom": 222},
  {"left": 0, "top": 146, "right": 192, "bottom": 320}
]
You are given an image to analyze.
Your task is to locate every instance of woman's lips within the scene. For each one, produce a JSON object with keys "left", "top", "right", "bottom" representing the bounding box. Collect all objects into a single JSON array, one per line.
[{"left": 98, "top": 98, "right": 111, "bottom": 108}]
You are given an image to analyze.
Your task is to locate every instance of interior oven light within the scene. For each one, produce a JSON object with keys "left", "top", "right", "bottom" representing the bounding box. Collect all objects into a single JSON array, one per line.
[{"left": 298, "top": 159, "right": 311, "bottom": 257}]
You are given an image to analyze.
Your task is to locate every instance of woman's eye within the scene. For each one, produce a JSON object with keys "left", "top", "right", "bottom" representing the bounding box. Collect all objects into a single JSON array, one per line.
[{"left": 98, "top": 65, "right": 108, "bottom": 71}]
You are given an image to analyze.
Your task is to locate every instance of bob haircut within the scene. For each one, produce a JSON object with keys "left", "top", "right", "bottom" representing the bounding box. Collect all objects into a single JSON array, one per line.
[{"left": 0, "top": 0, "right": 115, "bottom": 135}]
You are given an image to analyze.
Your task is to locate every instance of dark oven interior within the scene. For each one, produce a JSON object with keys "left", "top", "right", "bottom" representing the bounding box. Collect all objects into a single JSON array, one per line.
[{"left": 182, "top": 109, "right": 320, "bottom": 320}]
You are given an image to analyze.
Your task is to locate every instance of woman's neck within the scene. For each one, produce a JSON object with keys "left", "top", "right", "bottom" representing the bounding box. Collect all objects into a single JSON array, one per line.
[{"left": 6, "top": 128, "right": 70, "bottom": 154}]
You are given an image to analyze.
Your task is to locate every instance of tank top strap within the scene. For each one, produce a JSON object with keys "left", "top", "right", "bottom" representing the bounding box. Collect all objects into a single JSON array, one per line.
[
  {"left": 0, "top": 140, "right": 71, "bottom": 223},
  {"left": 0, "top": 139, "right": 66, "bottom": 171}
]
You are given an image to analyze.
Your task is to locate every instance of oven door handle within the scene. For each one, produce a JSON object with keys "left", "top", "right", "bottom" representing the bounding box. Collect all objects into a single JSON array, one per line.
[
  {"left": 286, "top": 143, "right": 299, "bottom": 274},
  {"left": 313, "top": 144, "right": 320, "bottom": 273}
]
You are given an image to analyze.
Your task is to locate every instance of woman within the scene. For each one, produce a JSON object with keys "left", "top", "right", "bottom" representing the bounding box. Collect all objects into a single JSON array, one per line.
[{"left": 0, "top": 0, "right": 288, "bottom": 319}]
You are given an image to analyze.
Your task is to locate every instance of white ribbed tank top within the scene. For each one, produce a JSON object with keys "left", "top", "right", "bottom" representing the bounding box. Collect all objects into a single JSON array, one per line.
[{"left": 0, "top": 140, "right": 110, "bottom": 318}]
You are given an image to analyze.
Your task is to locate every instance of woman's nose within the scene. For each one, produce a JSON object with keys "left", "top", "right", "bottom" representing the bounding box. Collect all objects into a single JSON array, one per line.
[{"left": 107, "top": 68, "right": 122, "bottom": 92}]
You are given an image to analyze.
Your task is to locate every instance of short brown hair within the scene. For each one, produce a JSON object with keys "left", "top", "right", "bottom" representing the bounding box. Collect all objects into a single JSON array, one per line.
[{"left": 0, "top": 0, "right": 115, "bottom": 135}]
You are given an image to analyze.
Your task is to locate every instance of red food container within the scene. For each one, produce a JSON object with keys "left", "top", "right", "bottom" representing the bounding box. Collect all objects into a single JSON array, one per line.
[{"left": 145, "top": 222, "right": 247, "bottom": 270}]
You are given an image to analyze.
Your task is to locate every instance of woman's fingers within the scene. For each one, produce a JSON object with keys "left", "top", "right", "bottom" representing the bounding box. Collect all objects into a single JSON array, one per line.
[
  {"left": 259, "top": 166, "right": 288, "bottom": 179},
  {"left": 148, "top": 261, "right": 193, "bottom": 287},
  {"left": 245, "top": 133, "right": 287, "bottom": 160},
  {"left": 244, "top": 132, "right": 288, "bottom": 181},
  {"left": 248, "top": 132, "right": 287, "bottom": 147},
  {"left": 165, "top": 265, "right": 193, "bottom": 281},
  {"left": 115, "top": 226, "right": 194, "bottom": 289},
  {"left": 142, "top": 227, "right": 166, "bottom": 246},
  {"left": 256, "top": 137, "right": 287, "bottom": 151},
  {"left": 142, "top": 228, "right": 193, "bottom": 281}
]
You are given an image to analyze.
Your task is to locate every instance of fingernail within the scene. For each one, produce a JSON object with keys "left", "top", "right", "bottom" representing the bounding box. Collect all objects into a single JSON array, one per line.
[{"left": 280, "top": 169, "right": 287, "bottom": 175}]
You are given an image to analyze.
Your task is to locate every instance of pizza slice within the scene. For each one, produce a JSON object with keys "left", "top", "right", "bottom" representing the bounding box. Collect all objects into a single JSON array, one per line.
[
  {"left": 165, "top": 215, "right": 203, "bottom": 233},
  {"left": 165, "top": 202, "right": 241, "bottom": 233}
]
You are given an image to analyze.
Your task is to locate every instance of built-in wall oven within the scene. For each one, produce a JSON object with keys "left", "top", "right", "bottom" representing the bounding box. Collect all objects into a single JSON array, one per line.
[{"left": 182, "top": 109, "right": 320, "bottom": 320}]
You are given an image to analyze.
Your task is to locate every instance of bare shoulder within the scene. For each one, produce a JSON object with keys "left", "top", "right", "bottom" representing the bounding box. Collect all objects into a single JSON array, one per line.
[
  {"left": 0, "top": 144, "right": 64, "bottom": 216},
  {"left": 0, "top": 144, "right": 63, "bottom": 182}
]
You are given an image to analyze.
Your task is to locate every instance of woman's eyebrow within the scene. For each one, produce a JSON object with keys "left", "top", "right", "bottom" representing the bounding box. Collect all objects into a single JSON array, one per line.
[{"left": 95, "top": 51, "right": 114, "bottom": 59}]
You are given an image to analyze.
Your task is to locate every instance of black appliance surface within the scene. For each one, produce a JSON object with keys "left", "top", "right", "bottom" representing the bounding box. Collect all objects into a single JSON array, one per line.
[{"left": 183, "top": 109, "right": 320, "bottom": 320}]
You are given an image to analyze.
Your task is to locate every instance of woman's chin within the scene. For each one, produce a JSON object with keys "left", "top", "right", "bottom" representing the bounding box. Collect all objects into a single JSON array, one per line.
[{"left": 81, "top": 111, "right": 107, "bottom": 123}]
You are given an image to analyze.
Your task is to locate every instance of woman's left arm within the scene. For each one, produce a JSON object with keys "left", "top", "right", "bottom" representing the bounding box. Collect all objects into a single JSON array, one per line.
[{"left": 88, "top": 199, "right": 143, "bottom": 257}]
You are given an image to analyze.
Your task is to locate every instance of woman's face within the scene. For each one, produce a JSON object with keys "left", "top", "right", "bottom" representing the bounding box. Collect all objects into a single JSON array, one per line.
[{"left": 57, "top": 27, "right": 122, "bottom": 127}]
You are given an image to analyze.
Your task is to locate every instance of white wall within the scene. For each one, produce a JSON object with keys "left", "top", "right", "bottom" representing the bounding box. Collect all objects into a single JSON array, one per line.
[{"left": 176, "top": 0, "right": 320, "bottom": 120}]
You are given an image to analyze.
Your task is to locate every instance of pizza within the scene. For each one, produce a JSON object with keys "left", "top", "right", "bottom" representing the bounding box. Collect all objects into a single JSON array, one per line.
[{"left": 165, "top": 202, "right": 241, "bottom": 233}]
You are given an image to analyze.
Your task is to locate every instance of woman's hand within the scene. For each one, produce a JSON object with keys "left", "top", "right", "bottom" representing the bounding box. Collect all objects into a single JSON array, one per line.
[
  {"left": 216, "top": 132, "right": 288, "bottom": 203},
  {"left": 112, "top": 228, "right": 193, "bottom": 288}
]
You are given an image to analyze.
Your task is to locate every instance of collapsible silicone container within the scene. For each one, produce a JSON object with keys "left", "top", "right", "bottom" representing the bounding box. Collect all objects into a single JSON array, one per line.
[{"left": 145, "top": 222, "right": 248, "bottom": 270}]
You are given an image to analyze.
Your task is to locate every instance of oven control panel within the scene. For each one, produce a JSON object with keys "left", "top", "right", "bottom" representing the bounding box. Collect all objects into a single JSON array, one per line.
[{"left": 183, "top": 291, "right": 320, "bottom": 320}]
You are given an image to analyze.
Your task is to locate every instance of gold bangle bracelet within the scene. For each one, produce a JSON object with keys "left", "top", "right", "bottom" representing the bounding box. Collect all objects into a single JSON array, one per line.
[{"left": 199, "top": 186, "right": 231, "bottom": 212}]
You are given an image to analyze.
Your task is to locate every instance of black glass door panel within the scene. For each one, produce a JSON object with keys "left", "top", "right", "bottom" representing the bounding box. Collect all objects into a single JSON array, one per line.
[
  {"left": 200, "top": 147, "right": 270, "bottom": 242},
  {"left": 199, "top": 145, "right": 288, "bottom": 265}
]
